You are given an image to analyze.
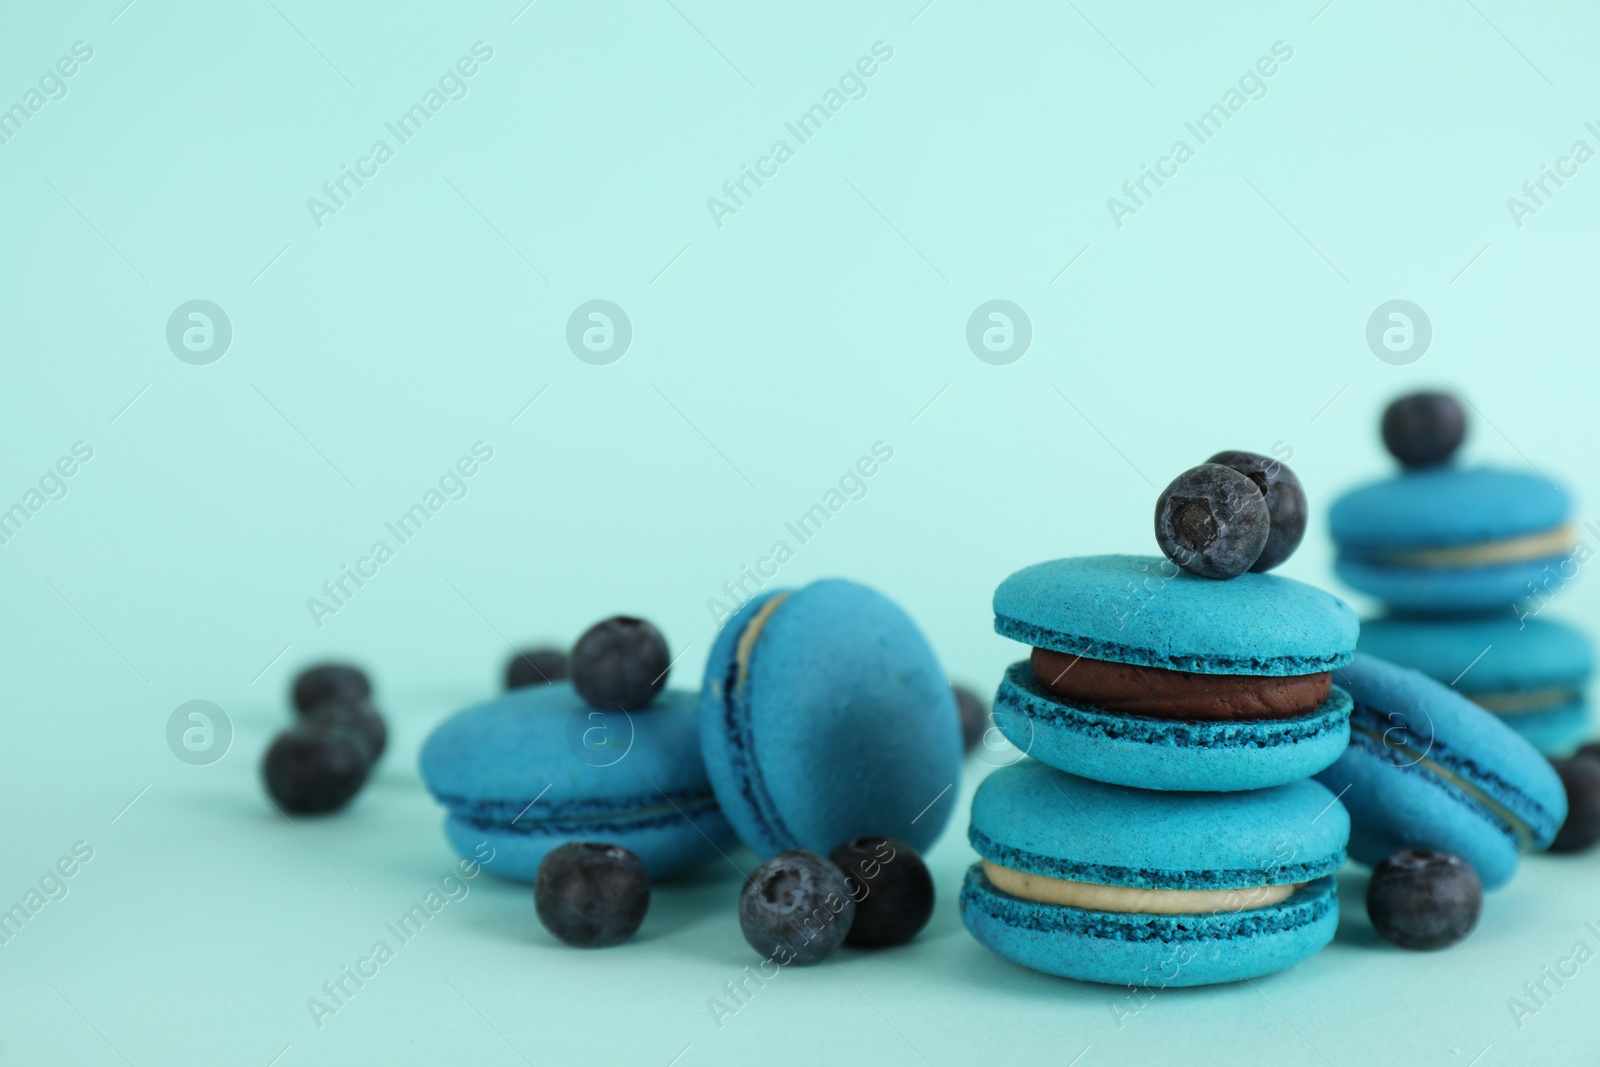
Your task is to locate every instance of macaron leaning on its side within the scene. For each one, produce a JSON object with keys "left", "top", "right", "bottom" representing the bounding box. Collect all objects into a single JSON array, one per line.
[
  {"left": 991, "top": 555, "right": 1358, "bottom": 791},
  {"left": 960, "top": 761, "right": 1348, "bottom": 987},
  {"left": 700, "top": 580, "right": 963, "bottom": 860},
  {"left": 1330, "top": 467, "right": 1576, "bottom": 614},
  {"left": 1315, "top": 653, "right": 1567, "bottom": 890},
  {"left": 420, "top": 683, "right": 735, "bottom": 881},
  {"left": 1359, "top": 615, "right": 1592, "bottom": 755}
]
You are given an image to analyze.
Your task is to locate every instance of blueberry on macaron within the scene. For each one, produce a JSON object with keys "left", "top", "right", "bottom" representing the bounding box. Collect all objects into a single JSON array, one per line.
[
  {"left": 1155, "top": 464, "right": 1270, "bottom": 579},
  {"left": 571, "top": 617, "right": 670, "bottom": 711},
  {"left": 1382, "top": 391, "right": 1466, "bottom": 468},
  {"left": 830, "top": 837, "right": 934, "bottom": 948},
  {"left": 535, "top": 842, "right": 650, "bottom": 948},
  {"left": 1365, "top": 850, "right": 1481, "bottom": 950},
  {"left": 1206, "top": 450, "right": 1307, "bottom": 573},
  {"left": 993, "top": 554, "right": 1357, "bottom": 792},
  {"left": 739, "top": 850, "right": 856, "bottom": 966},
  {"left": 262, "top": 723, "right": 370, "bottom": 814},
  {"left": 506, "top": 647, "right": 569, "bottom": 691}
]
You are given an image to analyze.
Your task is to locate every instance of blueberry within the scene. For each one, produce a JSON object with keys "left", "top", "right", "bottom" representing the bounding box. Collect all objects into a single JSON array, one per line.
[
  {"left": 953, "top": 685, "right": 988, "bottom": 754},
  {"left": 1382, "top": 391, "right": 1465, "bottom": 468},
  {"left": 505, "top": 647, "right": 569, "bottom": 690},
  {"left": 291, "top": 663, "right": 371, "bottom": 713},
  {"left": 534, "top": 843, "right": 650, "bottom": 948},
  {"left": 305, "top": 698, "right": 387, "bottom": 763},
  {"left": 739, "top": 850, "right": 856, "bottom": 966},
  {"left": 1154, "top": 464, "right": 1270, "bottom": 579},
  {"left": 830, "top": 837, "right": 934, "bottom": 948},
  {"left": 262, "top": 724, "right": 370, "bottom": 814},
  {"left": 1366, "top": 850, "right": 1482, "bottom": 950},
  {"left": 570, "top": 616, "right": 670, "bottom": 711},
  {"left": 1205, "top": 450, "right": 1307, "bottom": 572},
  {"left": 1549, "top": 757, "right": 1600, "bottom": 853}
]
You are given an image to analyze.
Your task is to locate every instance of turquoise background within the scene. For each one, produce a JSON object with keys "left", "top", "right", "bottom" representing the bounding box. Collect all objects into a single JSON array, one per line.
[{"left": 3, "top": 0, "right": 1599, "bottom": 1062}]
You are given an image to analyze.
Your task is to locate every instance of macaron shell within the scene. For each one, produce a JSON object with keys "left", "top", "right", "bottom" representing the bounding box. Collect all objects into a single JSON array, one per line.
[
  {"left": 1314, "top": 653, "right": 1567, "bottom": 890},
  {"left": 443, "top": 807, "right": 734, "bottom": 883},
  {"left": 960, "top": 866, "right": 1339, "bottom": 987},
  {"left": 700, "top": 579, "right": 963, "bottom": 860},
  {"left": 1356, "top": 615, "right": 1592, "bottom": 754},
  {"left": 420, "top": 684, "right": 713, "bottom": 809},
  {"left": 1335, "top": 555, "right": 1566, "bottom": 614},
  {"left": 993, "top": 555, "right": 1358, "bottom": 675},
  {"left": 700, "top": 587, "right": 788, "bottom": 858},
  {"left": 968, "top": 760, "right": 1348, "bottom": 886},
  {"left": 1330, "top": 467, "right": 1571, "bottom": 551},
  {"left": 1357, "top": 614, "right": 1593, "bottom": 693},
  {"left": 1319, "top": 735, "right": 1522, "bottom": 889},
  {"left": 1501, "top": 700, "right": 1589, "bottom": 756},
  {"left": 993, "top": 662, "right": 1352, "bottom": 792},
  {"left": 419, "top": 684, "right": 735, "bottom": 880}
]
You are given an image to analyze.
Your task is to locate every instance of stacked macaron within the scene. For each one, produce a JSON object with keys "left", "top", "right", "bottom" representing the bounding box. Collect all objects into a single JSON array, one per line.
[
  {"left": 1330, "top": 392, "right": 1592, "bottom": 754},
  {"left": 962, "top": 452, "right": 1358, "bottom": 986}
]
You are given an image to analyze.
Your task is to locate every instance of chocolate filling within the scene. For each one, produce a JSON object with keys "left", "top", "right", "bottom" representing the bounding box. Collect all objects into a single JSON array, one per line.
[{"left": 1030, "top": 647, "right": 1330, "bottom": 721}]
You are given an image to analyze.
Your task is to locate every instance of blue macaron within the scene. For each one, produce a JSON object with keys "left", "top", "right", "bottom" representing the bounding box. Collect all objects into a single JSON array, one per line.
[
  {"left": 1329, "top": 466, "right": 1575, "bottom": 614},
  {"left": 420, "top": 683, "right": 736, "bottom": 881},
  {"left": 700, "top": 579, "right": 963, "bottom": 861},
  {"left": 991, "top": 555, "right": 1358, "bottom": 791},
  {"left": 1315, "top": 653, "right": 1567, "bottom": 890},
  {"left": 961, "top": 760, "right": 1347, "bottom": 987},
  {"left": 1358, "top": 615, "right": 1592, "bottom": 754}
]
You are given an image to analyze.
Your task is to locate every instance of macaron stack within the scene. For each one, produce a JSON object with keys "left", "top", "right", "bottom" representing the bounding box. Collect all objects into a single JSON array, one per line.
[
  {"left": 1330, "top": 392, "right": 1592, "bottom": 754},
  {"left": 962, "top": 452, "right": 1359, "bottom": 986}
]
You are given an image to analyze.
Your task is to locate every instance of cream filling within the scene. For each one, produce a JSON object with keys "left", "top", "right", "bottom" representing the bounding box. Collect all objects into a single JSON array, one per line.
[
  {"left": 981, "top": 860, "right": 1300, "bottom": 915},
  {"left": 1351, "top": 724, "right": 1536, "bottom": 849},
  {"left": 1371, "top": 524, "right": 1573, "bottom": 567},
  {"left": 733, "top": 592, "right": 790, "bottom": 696},
  {"left": 1472, "top": 687, "right": 1581, "bottom": 715}
]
